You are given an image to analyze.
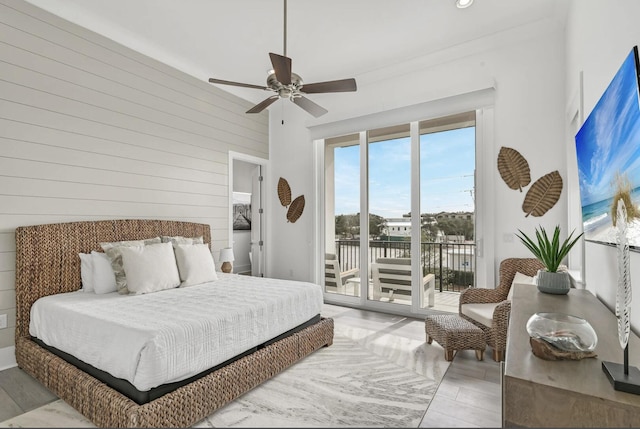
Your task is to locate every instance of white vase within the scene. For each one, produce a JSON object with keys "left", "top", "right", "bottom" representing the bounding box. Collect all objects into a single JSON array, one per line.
[{"left": 536, "top": 270, "right": 570, "bottom": 295}]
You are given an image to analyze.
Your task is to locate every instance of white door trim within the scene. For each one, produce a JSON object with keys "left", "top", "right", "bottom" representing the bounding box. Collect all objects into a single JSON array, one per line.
[{"left": 228, "top": 151, "right": 269, "bottom": 276}]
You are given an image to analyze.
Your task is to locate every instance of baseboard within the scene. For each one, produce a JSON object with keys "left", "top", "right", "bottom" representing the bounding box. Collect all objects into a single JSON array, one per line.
[
  {"left": 0, "top": 346, "right": 16, "bottom": 371},
  {"left": 234, "top": 263, "right": 251, "bottom": 274}
]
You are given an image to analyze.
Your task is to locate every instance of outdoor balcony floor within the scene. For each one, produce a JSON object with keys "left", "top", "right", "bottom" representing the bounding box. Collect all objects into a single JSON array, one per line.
[
  {"left": 431, "top": 291, "right": 461, "bottom": 313},
  {"left": 332, "top": 282, "right": 462, "bottom": 313},
  {"left": 374, "top": 290, "right": 461, "bottom": 313}
]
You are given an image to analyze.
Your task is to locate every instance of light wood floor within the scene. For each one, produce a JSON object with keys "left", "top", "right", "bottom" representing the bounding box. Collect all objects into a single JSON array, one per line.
[
  {"left": 0, "top": 305, "right": 501, "bottom": 427},
  {"left": 421, "top": 349, "right": 502, "bottom": 427}
]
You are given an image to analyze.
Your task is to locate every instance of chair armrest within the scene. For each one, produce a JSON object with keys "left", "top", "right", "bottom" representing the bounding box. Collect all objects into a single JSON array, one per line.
[
  {"left": 459, "top": 287, "right": 506, "bottom": 315},
  {"left": 421, "top": 273, "right": 436, "bottom": 307},
  {"left": 371, "top": 263, "right": 381, "bottom": 300},
  {"left": 460, "top": 287, "right": 505, "bottom": 305},
  {"left": 341, "top": 268, "right": 359, "bottom": 284},
  {"left": 492, "top": 300, "right": 512, "bottom": 351},
  {"left": 422, "top": 273, "right": 435, "bottom": 285}
]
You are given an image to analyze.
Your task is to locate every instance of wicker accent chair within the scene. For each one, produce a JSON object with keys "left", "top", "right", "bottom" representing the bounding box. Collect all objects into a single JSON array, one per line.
[
  {"left": 459, "top": 257, "right": 543, "bottom": 361},
  {"left": 325, "top": 253, "right": 359, "bottom": 294}
]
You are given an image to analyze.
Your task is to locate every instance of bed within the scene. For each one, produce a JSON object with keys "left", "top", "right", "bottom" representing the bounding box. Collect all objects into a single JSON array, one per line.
[{"left": 14, "top": 219, "right": 334, "bottom": 428}]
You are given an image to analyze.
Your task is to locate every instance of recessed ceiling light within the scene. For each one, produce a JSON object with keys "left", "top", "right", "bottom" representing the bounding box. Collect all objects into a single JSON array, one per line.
[{"left": 456, "top": 0, "right": 474, "bottom": 9}]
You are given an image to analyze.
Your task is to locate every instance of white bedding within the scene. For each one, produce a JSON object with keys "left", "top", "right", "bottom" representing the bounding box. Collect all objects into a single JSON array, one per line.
[{"left": 29, "top": 273, "right": 323, "bottom": 391}]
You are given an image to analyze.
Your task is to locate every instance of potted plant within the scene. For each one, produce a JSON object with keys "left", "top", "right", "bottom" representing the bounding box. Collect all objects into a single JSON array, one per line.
[{"left": 515, "top": 225, "right": 583, "bottom": 295}]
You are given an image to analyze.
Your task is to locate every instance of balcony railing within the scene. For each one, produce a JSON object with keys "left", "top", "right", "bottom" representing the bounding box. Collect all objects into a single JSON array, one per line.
[{"left": 335, "top": 239, "right": 475, "bottom": 292}]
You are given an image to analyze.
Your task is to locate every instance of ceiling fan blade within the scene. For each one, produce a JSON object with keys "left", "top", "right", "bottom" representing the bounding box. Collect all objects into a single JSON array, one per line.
[
  {"left": 208, "top": 78, "right": 268, "bottom": 90},
  {"left": 269, "top": 52, "right": 292, "bottom": 85},
  {"left": 293, "top": 96, "right": 328, "bottom": 117},
  {"left": 246, "top": 95, "right": 280, "bottom": 114},
  {"left": 301, "top": 78, "right": 357, "bottom": 94}
]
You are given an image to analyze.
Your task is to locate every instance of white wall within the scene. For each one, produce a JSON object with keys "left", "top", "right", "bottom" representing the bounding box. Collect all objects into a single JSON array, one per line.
[
  {"left": 0, "top": 0, "right": 268, "bottom": 361},
  {"left": 268, "top": 103, "right": 316, "bottom": 281},
  {"left": 268, "top": 18, "right": 567, "bottom": 287},
  {"left": 565, "top": 0, "right": 640, "bottom": 332}
]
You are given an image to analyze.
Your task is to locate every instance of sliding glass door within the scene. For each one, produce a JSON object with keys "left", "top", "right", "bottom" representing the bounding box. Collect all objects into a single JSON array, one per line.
[
  {"left": 322, "top": 112, "right": 476, "bottom": 315},
  {"left": 324, "top": 134, "right": 361, "bottom": 297},
  {"left": 419, "top": 113, "right": 476, "bottom": 312},
  {"left": 367, "top": 124, "right": 412, "bottom": 308}
]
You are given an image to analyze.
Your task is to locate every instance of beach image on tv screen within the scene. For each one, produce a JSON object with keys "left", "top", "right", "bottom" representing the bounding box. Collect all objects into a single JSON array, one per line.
[{"left": 575, "top": 46, "right": 640, "bottom": 249}]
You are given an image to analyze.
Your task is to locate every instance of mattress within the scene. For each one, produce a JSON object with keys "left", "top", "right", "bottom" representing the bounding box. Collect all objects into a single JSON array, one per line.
[{"left": 29, "top": 273, "right": 323, "bottom": 392}]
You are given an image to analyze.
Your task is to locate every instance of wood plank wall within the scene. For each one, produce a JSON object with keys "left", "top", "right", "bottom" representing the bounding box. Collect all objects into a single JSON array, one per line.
[{"left": 0, "top": 0, "right": 269, "bottom": 350}]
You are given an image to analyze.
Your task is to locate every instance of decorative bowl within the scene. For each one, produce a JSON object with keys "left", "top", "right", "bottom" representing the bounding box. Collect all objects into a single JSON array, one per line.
[{"left": 526, "top": 312, "right": 597, "bottom": 352}]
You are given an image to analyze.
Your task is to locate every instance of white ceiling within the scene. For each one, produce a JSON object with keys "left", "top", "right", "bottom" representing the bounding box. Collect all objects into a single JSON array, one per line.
[{"left": 24, "top": 0, "right": 569, "bottom": 114}]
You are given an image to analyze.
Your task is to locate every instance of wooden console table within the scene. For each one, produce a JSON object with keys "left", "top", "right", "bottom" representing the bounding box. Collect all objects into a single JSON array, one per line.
[{"left": 503, "top": 284, "right": 640, "bottom": 427}]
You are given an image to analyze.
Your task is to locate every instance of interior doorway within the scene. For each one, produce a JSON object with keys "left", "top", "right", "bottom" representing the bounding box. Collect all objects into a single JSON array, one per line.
[{"left": 229, "top": 152, "right": 268, "bottom": 277}]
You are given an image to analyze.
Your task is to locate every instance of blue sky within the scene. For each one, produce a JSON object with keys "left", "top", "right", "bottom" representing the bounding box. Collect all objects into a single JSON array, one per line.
[
  {"left": 576, "top": 47, "right": 640, "bottom": 207},
  {"left": 333, "top": 127, "right": 475, "bottom": 218}
]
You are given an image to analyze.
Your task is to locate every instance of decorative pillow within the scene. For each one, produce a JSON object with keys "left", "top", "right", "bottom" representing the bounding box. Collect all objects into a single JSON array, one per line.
[
  {"left": 100, "top": 237, "right": 161, "bottom": 294},
  {"left": 507, "top": 272, "right": 536, "bottom": 301},
  {"left": 119, "top": 242, "right": 181, "bottom": 295},
  {"left": 79, "top": 253, "right": 94, "bottom": 292},
  {"left": 174, "top": 243, "right": 218, "bottom": 287},
  {"left": 161, "top": 235, "right": 204, "bottom": 246},
  {"left": 91, "top": 251, "right": 118, "bottom": 294}
]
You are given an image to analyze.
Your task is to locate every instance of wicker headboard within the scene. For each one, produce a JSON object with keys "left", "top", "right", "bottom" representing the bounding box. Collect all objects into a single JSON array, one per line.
[{"left": 14, "top": 219, "right": 211, "bottom": 338}]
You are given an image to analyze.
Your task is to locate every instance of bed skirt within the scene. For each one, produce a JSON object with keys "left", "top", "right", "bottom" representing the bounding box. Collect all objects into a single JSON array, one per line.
[{"left": 16, "top": 317, "right": 334, "bottom": 428}]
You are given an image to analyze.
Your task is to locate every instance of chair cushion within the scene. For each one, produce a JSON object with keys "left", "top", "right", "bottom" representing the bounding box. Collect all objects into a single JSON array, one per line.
[
  {"left": 507, "top": 272, "right": 536, "bottom": 301},
  {"left": 461, "top": 302, "right": 499, "bottom": 328}
]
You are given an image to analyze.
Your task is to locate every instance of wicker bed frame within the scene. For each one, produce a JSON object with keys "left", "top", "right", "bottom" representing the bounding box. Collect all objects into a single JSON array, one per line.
[{"left": 14, "top": 219, "right": 334, "bottom": 428}]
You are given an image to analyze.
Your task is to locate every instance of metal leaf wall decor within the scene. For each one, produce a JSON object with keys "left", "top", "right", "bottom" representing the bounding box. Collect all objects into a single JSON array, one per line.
[
  {"left": 277, "top": 177, "right": 305, "bottom": 223},
  {"left": 497, "top": 146, "right": 531, "bottom": 192},
  {"left": 287, "top": 195, "right": 305, "bottom": 223},
  {"left": 277, "top": 177, "right": 292, "bottom": 207},
  {"left": 522, "top": 170, "right": 563, "bottom": 217}
]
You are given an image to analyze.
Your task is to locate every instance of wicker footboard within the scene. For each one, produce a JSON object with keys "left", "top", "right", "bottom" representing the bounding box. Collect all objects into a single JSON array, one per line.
[{"left": 16, "top": 317, "right": 334, "bottom": 428}]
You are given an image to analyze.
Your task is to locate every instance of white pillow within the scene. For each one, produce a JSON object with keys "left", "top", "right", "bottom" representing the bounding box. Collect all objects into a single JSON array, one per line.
[
  {"left": 79, "top": 253, "right": 94, "bottom": 292},
  {"left": 119, "top": 242, "right": 180, "bottom": 295},
  {"left": 507, "top": 271, "right": 535, "bottom": 301},
  {"left": 100, "top": 237, "right": 162, "bottom": 295},
  {"left": 174, "top": 243, "right": 218, "bottom": 287},
  {"left": 91, "top": 251, "right": 118, "bottom": 294}
]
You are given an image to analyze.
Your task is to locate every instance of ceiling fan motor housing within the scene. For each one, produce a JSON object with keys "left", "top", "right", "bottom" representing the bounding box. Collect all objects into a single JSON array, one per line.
[
  {"left": 267, "top": 71, "right": 303, "bottom": 99},
  {"left": 208, "top": 51, "right": 355, "bottom": 117}
]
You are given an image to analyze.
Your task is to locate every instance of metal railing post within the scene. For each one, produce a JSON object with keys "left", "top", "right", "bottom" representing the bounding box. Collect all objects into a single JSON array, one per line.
[{"left": 439, "top": 243, "right": 443, "bottom": 292}]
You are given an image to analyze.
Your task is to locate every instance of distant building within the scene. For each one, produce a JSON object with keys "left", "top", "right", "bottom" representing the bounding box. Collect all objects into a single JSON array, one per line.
[
  {"left": 435, "top": 211, "right": 474, "bottom": 221},
  {"left": 380, "top": 218, "right": 411, "bottom": 240},
  {"left": 441, "top": 234, "right": 466, "bottom": 243},
  {"left": 379, "top": 212, "right": 474, "bottom": 241}
]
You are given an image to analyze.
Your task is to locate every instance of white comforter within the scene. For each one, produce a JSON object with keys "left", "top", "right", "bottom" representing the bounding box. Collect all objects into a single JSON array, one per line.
[{"left": 29, "top": 273, "right": 323, "bottom": 391}]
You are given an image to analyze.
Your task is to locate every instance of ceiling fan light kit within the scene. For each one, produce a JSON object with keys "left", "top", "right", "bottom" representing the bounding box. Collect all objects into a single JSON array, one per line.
[{"left": 207, "top": 0, "right": 357, "bottom": 117}]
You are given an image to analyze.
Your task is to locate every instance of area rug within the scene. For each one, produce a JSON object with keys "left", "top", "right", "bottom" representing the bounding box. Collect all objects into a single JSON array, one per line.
[{"left": 0, "top": 313, "right": 450, "bottom": 428}]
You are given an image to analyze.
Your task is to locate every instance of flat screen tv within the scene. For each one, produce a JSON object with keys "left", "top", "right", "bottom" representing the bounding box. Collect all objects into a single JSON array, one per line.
[{"left": 575, "top": 46, "right": 640, "bottom": 251}]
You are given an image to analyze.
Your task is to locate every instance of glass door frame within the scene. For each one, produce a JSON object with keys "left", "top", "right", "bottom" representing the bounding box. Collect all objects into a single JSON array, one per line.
[
  {"left": 315, "top": 103, "right": 495, "bottom": 318},
  {"left": 316, "top": 121, "right": 436, "bottom": 315}
]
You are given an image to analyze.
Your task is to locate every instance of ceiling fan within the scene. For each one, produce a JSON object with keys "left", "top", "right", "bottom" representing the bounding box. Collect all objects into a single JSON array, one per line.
[{"left": 207, "top": 1, "right": 357, "bottom": 117}]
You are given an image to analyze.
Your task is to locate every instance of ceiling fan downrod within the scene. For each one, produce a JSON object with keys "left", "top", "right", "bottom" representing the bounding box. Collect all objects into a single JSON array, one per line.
[
  {"left": 206, "top": 0, "right": 357, "bottom": 117},
  {"left": 283, "top": 0, "right": 287, "bottom": 57}
]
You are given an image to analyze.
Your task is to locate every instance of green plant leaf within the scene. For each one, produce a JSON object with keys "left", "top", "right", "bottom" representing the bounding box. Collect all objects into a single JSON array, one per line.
[{"left": 515, "top": 225, "right": 584, "bottom": 272}]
